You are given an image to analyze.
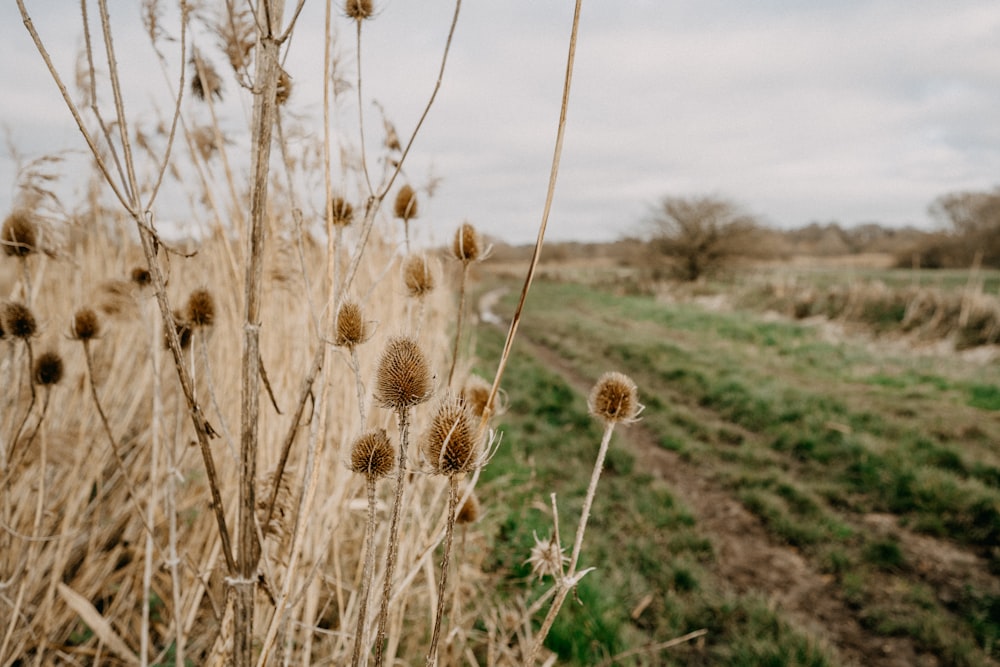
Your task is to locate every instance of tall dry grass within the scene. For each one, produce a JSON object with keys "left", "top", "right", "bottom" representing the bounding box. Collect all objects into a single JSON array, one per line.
[{"left": 0, "top": 1, "right": 613, "bottom": 665}]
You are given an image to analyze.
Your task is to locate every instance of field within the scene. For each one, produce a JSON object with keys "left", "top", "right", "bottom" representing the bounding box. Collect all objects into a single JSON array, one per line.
[{"left": 471, "top": 268, "right": 1000, "bottom": 666}]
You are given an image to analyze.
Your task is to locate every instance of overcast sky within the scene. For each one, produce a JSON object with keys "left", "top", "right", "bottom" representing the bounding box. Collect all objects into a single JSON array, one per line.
[{"left": 3, "top": 1, "right": 1000, "bottom": 245}]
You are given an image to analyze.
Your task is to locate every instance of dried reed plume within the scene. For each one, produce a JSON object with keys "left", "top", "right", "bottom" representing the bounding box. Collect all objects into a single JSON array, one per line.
[
  {"left": 191, "top": 52, "right": 223, "bottom": 101},
  {"left": 2, "top": 211, "right": 37, "bottom": 257}
]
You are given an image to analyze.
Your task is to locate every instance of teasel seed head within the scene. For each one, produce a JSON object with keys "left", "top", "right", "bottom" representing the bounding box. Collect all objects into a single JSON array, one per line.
[
  {"left": 168, "top": 309, "right": 192, "bottom": 350},
  {"left": 452, "top": 222, "right": 481, "bottom": 263},
  {"left": 71, "top": 307, "right": 100, "bottom": 341},
  {"left": 455, "top": 491, "right": 481, "bottom": 525},
  {"left": 374, "top": 335, "right": 432, "bottom": 410},
  {"left": 588, "top": 371, "right": 642, "bottom": 424},
  {"left": 461, "top": 374, "right": 492, "bottom": 418},
  {"left": 423, "top": 394, "right": 480, "bottom": 476},
  {"left": 402, "top": 254, "right": 435, "bottom": 298},
  {"left": 3, "top": 302, "right": 37, "bottom": 339},
  {"left": 187, "top": 288, "right": 215, "bottom": 328},
  {"left": 130, "top": 266, "right": 151, "bottom": 287},
  {"left": 526, "top": 532, "right": 568, "bottom": 581},
  {"left": 33, "top": 350, "right": 63, "bottom": 386},
  {"left": 349, "top": 428, "right": 396, "bottom": 479},
  {"left": 330, "top": 196, "right": 355, "bottom": 227},
  {"left": 393, "top": 184, "right": 418, "bottom": 221},
  {"left": 2, "top": 211, "right": 37, "bottom": 258},
  {"left": 335, "top": 300, "right": 370, "bottom": 348},
  {"left": 345, "top": 0, "right": 374, "bottom": 20},
  {"left": 276, "top": 68, "right": 293, "bottom": 106}
]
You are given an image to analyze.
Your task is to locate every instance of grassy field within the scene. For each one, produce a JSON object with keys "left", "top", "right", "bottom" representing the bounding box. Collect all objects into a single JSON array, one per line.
[{"left": 473, "top": 275, "right": 1000, "bottom": 666}]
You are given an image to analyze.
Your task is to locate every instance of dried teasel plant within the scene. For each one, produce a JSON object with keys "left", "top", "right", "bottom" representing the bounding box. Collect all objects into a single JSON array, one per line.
[
  {"left": 394, "top": 184, "right": 418, "bottom": 251},
  {"left": 345, "top": 0, "right": 375, "bottom": 21},
  {"left": 336, "top": 300, "right": 374, "bottom": 424},
  {"left": 447, "top": 221, "right": 489, "bottom": 386},
  {"left": 421, "top": 394, "right": 491, "bottom": 665},
  {"left": 528, "top": 372, "right": 643, "bottom": 663},
  {"left": 372, "top": 335, "right": 432, "bottom": 666},
  {"left": 2, "top": 211, "right": 38, "bottom": 302},
  {"left": 347, "top": 428, "right": 395, "bottom": 667},
  {"left": 330, "top": 195, "right": 355, "bottom": 228}
]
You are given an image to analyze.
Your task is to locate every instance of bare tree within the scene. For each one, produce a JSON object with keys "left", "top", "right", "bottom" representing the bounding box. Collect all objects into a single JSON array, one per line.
[
  {"left": 646, "top": 194, "right": 758, "bottom": 280},
  {"left": 929, "top": 188, "right": 1000, "bottom": 266}
]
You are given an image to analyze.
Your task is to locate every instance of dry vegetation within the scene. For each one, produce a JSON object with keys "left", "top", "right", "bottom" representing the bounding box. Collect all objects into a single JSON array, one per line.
[{"left": 0, "top": 1, "right": 642, "bottom": 665}]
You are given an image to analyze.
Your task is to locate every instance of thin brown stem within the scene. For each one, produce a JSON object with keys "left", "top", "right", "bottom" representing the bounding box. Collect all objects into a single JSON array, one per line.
[
  {"left": 479, "top": 0, "right": 582, "bottom": 435},
  {"left": 373, "top": 408, "right": 410, "bottom": 667},
  {"left": 447, "top": 262, "right": 470, "bottom": 387},
  {"left": 425, "top": 475, "right": 460, "bottom": 667},
  {"left": 351, "top": 476, "right": 379, "bottom": 667}
]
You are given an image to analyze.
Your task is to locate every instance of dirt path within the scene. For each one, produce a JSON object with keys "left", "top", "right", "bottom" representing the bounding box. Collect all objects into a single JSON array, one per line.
[{"left": 478, "top": 288, "right": 949, "bottom": 666}]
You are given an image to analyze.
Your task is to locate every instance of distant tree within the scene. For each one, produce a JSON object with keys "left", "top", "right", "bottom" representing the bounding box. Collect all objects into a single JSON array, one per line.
[
  {"left": 645, "top": 195, "right": 759, "bottom": 280},
  {"left": 929, "top": 188, "right": 1000, "bottom": 266}
]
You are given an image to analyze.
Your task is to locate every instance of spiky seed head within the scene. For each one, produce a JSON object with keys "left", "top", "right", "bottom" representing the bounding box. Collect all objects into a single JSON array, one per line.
[
  {"left": 330, "top": 196, "right": 355, "bottom": 227},
  {"left": 345, "top": 0, "right": 374, "bottom": 20},
  {"left": 455, "top": 492, "right": 481, "bottom": 525},
  {"left": 187, "top": 288, "right": 215, "bottom": 328},
  {"left": 3, "top": 302, "right": 37, "bottom": 339},
  {"left": 2, "top": 211, "right": 37, "bottom": 258},
  {"left": 335, "top": 301, "right": 369, "bottom": 348},
  {"left": 461, "top": 375, "right": 492, "bottom": 418},
  {"left": 526, "top": 533, "right": 568, "bottom": 581},
  {"left": 276, "top": 68, "right": 293, "bottom": 105},
  {"left": 349, "top": 429, "right": 396, "bottom": 479},
  {"left": 72, "top": 308, "right": 100, "bottom": 341},
  {"left": 402, "top": 254, "right": 435, "bottom": 297},
  {"left": 131, "top": 266, "right": 151, "bottom": 287},
  {"left": 33, "top": 350, "right": 63, "bottom": 386},
  {"left": 423, "top": 394, "right": 479, "bottom": 476},
  {"left": 588, "top": 371, "right": 642, "bottom": 424},
  {"left": 190, "top": 53, "right": 223, "bottom": 101},
  {"left": 393, "top": 184, "right": 418, "bottom": 220},
  {"left": 374, "top": 336, "right": 432, "bottom": 410},
  {"left": 452, "top": 222, "right": 481, "bottom": 262}
]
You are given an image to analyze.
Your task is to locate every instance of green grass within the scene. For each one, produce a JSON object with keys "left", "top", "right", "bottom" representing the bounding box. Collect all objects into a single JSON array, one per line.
[
  {"left": 473, "top": 324, "right": 840, "bottom": 665},
  {"left": 481, "top": 276, "right": 1000, "bottom": 665}
]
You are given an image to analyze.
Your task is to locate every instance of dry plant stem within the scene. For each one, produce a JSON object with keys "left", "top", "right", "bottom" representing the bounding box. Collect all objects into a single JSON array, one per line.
[
  {"left": 527, "top": 420, "right": 615, "bottom": 665},
  {"left": 235, "top": 0, "right": 285, "bottom": 656},
  {"left": 354, "top": 18, "right": 374, "bottom": 194},
  {"left": 8, "top": 341, "right": 35, "bottom": 463},
  {"left": 447, "top": 262, "right": 470, "bottom": 387},
  {"left": 141, "top": 392, "right": 161, "bottom": 667},
  {"left": 594, "top": 629, "right": 709, "bottom": 667},
  {"left": 198, "top": 332, "right": 237, "bottom": 459},
  {"left": 425, "top": 475, "right": 460, "bottom": 667},
  {"left": 480, "top": 0, "right": 582, "bottom": 435},
  {"left": 351, "top": 477, "right": 379, "bottom": 667},
  {"left": 351, "top": 347, "right": 368, "bottom": 426},
  {"left": 373, "top": 408, "right": 412, "bottom": 667}
]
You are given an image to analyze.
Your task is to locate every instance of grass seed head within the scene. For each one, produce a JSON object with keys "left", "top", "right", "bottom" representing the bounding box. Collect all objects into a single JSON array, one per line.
[
  {"left": 374, "top": 336, "right": 432, "bottom": 410},
  {"left": 588, "top": 371, "right": 642, "bottom": 424},
  {"left": 2, "top": 211, "right": 37, "bottom": 258},
  {"left": 330, "top": 196, "right": 355, "bottom": 227},
  {"left": 455, "top": 492, "right": 481, "bottom": 525},
  {"left": 345, "top": 0, "right": 374, "bottom": 20},
  {"left": 423, "top": 394, "right": 479, "bottom": 475},
  {"left": 349, "top": 428, "right": 396, "bottom": 479},
  {"left": 33, "top": 350, "right": 63, "bottom": 386},
  {"left": 72, "top": 308, "right": 100, "bottom": 341},
  {"left": 452, "top": 222, "right": 481, "bottom": 262},
  {"left": 402, "top": 254, "right": 435, "bottom": 297},
  {"left": 3, "top": 302, "right": 37, "bottom": 339},
  {"left": 393, "top": 184, "right": 418, "bottom": 220},
  {"left": 335, "top": 301, "right": 369, "bottom": 348},
  {"left": 187, "top": 288, "right": 216, "bottom": 328}
]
